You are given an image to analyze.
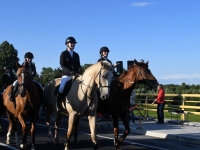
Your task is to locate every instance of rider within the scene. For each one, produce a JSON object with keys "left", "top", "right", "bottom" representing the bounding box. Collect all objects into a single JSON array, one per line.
[
  {"left": 97, "top": 46, "right": 118, "bottom": 121},
  {"left": 98, "top": 46, "right": 118, "bottom": 77},
  {"left": 1, "top": 66, "right": 16, "bottom": 94},
  {"left": 56, "top": 36, "right": 82, "bottom": 111},
  {"left": 9, "top": 52, "right": 37, "bottom": 101}
]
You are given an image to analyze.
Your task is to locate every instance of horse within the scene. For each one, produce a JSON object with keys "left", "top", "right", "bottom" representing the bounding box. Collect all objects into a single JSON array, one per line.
[
  {"left": 72, "top": 59, "right": 159, "bottom": 149},
  {"left": 3, "top": 62, "right": 42, "bottom": 150},
  {"left": 43, "top": 61, "right": 114, "bottom": 150}
]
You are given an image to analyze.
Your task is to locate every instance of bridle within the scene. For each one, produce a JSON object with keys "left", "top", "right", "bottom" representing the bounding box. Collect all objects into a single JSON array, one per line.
[
  {"left": 121, "top": 66, "right": 141, "bottom": 84},
  {"left": 80, "top": 66, "right": 111, "bottom": 100},
  {"left": 80, "top": 66, "right": 112, "bottom": 117},
  {"left": 121, "top": 65, "right": 156, "bottom": 87},
  {"left": 17, "top": 69, "right": 32, "bottom": 97}
]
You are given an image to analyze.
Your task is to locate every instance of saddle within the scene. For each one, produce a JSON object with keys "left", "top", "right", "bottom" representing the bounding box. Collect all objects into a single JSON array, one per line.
[
  {"left": 11, "top": 81, "right": 43, "bottom": 100},
  {"left": 54, "top": 79, "right": 73, "bottom": 97}
]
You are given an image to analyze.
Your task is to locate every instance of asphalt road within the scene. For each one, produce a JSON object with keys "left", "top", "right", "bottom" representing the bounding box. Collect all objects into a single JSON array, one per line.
[{"left": 1, "top": 114, "right": 200, "bottom": 150}]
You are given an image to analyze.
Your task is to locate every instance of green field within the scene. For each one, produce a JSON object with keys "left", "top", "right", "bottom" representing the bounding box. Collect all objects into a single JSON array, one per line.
[{"left": 135, "top": 110, "right": 200, "bottom": 122}]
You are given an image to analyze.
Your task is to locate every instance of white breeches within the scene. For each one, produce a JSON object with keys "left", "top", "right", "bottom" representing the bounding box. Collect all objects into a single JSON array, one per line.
[{"left": 59, "top": 75, "right": 72, "bottom": 93}]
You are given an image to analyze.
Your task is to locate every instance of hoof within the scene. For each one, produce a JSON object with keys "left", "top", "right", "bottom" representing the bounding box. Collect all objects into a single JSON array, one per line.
[
  {"left": 20, "top": 143, "right": 26, "bottom": 150},
  {"left": 94, "top": 143, "right": 98, "bottom": 150},
  {"left": 6, "top": 140, "right": 10, "bottom": 144},
  {"left": 114, "top": 143, "right": 121, "bottom": 150}
]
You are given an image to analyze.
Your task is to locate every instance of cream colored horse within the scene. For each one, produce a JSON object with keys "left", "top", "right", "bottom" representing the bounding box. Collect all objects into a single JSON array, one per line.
[{"left": 44, "top": 61, "right": 113, "bottom": 150}]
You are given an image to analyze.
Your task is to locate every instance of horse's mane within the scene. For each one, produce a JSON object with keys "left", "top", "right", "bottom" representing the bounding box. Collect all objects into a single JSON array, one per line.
[
  {"left": 85, "top": 61, "right": 112, "bottom": 73},
  {"left": 118, "top": 71, "right": 127, "bottom": 79},
  {"left": 117, "top": 59, "right": 149, "bottom": 79}
]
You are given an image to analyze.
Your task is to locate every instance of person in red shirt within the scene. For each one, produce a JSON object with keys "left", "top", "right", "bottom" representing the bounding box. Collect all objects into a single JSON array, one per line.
[{"left": 152, "top": 84, "right": 165, "bottom": 124}]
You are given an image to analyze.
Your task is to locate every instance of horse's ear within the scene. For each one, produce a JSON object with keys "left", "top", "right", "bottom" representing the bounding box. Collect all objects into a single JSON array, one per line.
[
  {"left": 134, "top": 59, "right": 138, "bottom": 65},
  {"left": 100, "top": 60, "right": 105, "bottom": 67},
  {"left": 16, "top": 62, "right": 21, "bottom": 68}
]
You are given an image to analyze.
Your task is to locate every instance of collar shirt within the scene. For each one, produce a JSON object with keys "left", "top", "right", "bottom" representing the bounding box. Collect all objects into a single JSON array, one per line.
[
  {"left": 68, "top": 50, "right": 73, "bottom": 57},
  {"left": 156, "top": 88, "right": 165, "bottom": 104}
]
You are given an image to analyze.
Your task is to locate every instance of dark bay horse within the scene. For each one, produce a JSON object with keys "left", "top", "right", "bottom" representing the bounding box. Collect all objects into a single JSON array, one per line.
[
  {"left": 43, "top": 61, "right": 114, "bottom": 150},
  {"left": 3, "top": 62, "right": 42, "bottom": 150},
  {"left": 73, "top": 59, "right": 158, "bottom": 149},
  {"left": 105, "top": 59, "right": 158, "bottom": 149}
]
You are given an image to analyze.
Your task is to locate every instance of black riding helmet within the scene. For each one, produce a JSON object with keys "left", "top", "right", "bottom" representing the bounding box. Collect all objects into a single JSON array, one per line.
[
  {"left": 65, "top": 36, "right": 77, "bottom": 44},
  {"left": 24, "top": 52, "right": 34, "bottom": 59},
  {"left": 99, "top": 46, "right": 110, "bottom": 54}
]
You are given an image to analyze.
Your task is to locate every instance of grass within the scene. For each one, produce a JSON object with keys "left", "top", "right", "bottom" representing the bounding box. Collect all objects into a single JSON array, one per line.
[{"left": 136, "top": 110, "right": 200, "bottom": 122}]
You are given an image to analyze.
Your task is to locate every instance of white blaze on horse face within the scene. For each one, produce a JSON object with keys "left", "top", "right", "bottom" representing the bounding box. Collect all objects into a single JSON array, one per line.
[
  {"left": 99, "top": 67, "right": 113, "bottom": 100},
  {"left": 21, "top": 72, "right": 24, "bottom": 84}
]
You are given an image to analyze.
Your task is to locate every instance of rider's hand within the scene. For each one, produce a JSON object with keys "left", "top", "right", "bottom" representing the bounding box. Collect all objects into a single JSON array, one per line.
[{"left": 75, "top": 73, "right": 80, "bottom": 77}]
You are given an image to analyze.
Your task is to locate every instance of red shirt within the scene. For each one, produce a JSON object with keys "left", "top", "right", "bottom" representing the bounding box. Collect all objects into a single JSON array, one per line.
[{"left": 156, "top": 88, "right": 165, "bottom": 104}]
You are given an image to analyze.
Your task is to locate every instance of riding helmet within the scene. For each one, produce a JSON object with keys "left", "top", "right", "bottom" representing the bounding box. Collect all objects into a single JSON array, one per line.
[
  {"left": 65, "top": 36, "right": 77, "bottom": 44},
  {"left": 24, "top": 52, "right": 34, "bottom": 59},
  {"left": 99, "top": 46, "right": 110, "bottom": 54},
  {"left": 3, "top": 66, "right": 10, "bottom": 71}
]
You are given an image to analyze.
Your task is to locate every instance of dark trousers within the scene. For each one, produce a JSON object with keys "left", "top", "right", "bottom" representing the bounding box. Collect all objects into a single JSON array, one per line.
[
  {"left": 128, "top": 105, "right": 135, "bottom": 123},
  {"left": 157, "top": 103, "right": 165, "bottom": 123}
]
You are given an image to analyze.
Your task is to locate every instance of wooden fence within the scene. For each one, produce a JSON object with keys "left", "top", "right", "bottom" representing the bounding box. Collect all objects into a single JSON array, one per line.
[{"left": 135, "top": 93, "right": 200, "bottom": 120}]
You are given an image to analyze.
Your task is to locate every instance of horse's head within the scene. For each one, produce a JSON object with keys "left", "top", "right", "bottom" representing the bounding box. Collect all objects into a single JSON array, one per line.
[
  {"left": 127, "top": 59, "right": 159, "bottom": 88},
  {"left": 96, "top": 61, "right": 114, "bottom": 100},
  {"left": 16, "top": 62, "right": 33, "bottom": 97}
]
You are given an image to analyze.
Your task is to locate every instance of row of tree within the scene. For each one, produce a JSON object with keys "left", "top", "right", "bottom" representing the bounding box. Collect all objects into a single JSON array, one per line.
[{"left": 1, "top": 41, "right": 200, "bottom": 94}]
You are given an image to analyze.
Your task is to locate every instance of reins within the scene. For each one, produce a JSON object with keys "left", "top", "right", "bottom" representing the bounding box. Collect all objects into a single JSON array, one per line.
[
  {"left": 80, "top": 66, "right": 111, "bottom": 116},
  {"left": 80, "top": 66, "right": 103, "bottom": 100}
]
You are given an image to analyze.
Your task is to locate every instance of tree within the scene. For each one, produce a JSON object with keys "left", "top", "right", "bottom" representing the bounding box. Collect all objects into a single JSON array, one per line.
[
  {"left": 82, "top": 64, "right": 93, "bottom": 73},
  {"left": 0, "top": 41, "right": 19, "bottom": 86},
  {"left": 40, "top": 67, "right": 62, "bottom": 85}
]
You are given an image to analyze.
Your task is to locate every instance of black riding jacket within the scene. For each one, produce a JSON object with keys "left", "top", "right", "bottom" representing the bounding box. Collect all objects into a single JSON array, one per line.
[
  {"left": 60, "top": 50, "right": 82, "bottom": 76},
  {"left": 22, "top": 61, "right": 37, "bottom": 78}
]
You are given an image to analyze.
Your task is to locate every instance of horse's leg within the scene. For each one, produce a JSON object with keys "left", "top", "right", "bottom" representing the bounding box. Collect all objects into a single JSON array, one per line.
[
  {"left": 29, "top": 113, "right": 39, "bottom": 150},
  {"left": 46, "top": 105, "right": 54, "bottom": 144},
  {"left": 64, "top": 114, "right": 76, "bottom": 150},
  {"left": 6, "top": 111, "right": 13, "bottom": 144},
  {"left": 118, "top": 111, "right": 130, "bottom": 146},
  {"left": 73, "top": 118, "right": 80, "bottom": 143},
  {"left": 88, "top": 115, "right": 98, "bottom": 150},
  {"left": 112, "top": 113, "right": 120, "bottom": 149},
  {"left": 18, "top": 114, "right": 28, "bottom": 149},
  {"left": 54, "top": 113, "right": 63, "bottom": 147},
  {"left": 6, "top": 112, "right": 20, "bottom": 149}
]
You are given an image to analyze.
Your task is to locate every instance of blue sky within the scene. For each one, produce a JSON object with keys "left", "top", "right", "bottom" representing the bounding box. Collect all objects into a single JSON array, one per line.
[{"left": 1, "top": 0, "right": 200, "bottom": 85}]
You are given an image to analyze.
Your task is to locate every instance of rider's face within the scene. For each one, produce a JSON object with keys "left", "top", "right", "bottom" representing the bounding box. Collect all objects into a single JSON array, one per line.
[
  {"left": 101, "top": 51, "right": 109, "bottom": 58},
  {"left": 67, "top": 42, "right": 76, "bottom": 50},
  {"left": 25, "top": 58, "right": 32, "bottom": 63}
]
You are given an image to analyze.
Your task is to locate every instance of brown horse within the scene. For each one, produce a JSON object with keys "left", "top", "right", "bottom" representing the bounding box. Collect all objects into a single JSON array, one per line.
[
  {"left": 73, "top": 59, "right": 159, "bottom": 149},
  {"left": 44, "top": 61, "right": 114, "bottom": 150},
  {"left": 3, "top": 62, "right": 41, "bottom": 150},
  {"left": 107, "top": 59, "right": 158, "bottom": 149}
]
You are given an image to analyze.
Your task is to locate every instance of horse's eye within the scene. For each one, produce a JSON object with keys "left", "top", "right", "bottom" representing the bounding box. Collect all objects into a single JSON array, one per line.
[{"left": 102, "top": 73, "right": 108, "bottom": 79}]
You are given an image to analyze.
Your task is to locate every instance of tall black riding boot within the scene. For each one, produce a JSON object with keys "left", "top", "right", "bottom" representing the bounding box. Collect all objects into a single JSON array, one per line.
[{"left": 56, "top": 93, "right": 63, "bottom": 112}]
